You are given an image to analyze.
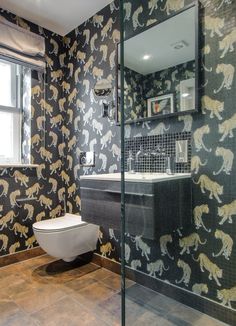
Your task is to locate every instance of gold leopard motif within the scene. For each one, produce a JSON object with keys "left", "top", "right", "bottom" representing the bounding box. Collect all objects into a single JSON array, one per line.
[
  {"left": 213, "top": 229, "right": 233, "bottom": 260},
  {"left": 100, "top": 242, "right": 115, "bottom": 257},
  {"left": 193, "top": 253, "right": 223, "bottom": 286},
  {"left": 9, "top": 241, "right": 20, "bottom": 254},
  {"left": 217, "top": 286, "right": 236, "bottom": 308},
  {"left": 25, "top": 235, "right": 37, "bottom": 249},
  {"left": 218, "top": 200, "right": 236, "bottom": 225},
  {"left": 10, "top": 223, "right": 28, "bottom": 238},
  {"left": 179, "top": 233, "right": 207, "bottom": 255},
  {"left": 192, "top": 283, "right": 208, "bottom": 296},
  {"left": 193, "top": 175, "right": 223, "bottom": 203}
]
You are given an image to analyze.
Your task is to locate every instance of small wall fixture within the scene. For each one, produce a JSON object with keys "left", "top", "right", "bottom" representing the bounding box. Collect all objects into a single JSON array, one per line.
[
  {"left": 93, "top": 79, "right": 115, "bottom": 119},
  {"left": 93, "top": 79, "right": 112, "bottom": 97},
  {"left": 171, "top": 40, "right": 189, "bottom": 50}
]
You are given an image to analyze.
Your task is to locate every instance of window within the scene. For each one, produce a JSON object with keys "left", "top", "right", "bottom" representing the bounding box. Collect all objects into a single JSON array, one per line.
[{"left": 0, "top": 59, "right": 25, "bottom": 164}]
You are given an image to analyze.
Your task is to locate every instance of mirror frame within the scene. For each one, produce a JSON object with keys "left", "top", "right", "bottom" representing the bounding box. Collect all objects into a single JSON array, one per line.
[{"left": 116, "top": 1, "right": 199, "bottom": 126}]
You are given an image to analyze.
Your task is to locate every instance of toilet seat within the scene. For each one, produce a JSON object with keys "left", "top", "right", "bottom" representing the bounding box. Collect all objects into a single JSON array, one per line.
[{"left": 33, "top": 214, "right": 87, "bottom": 233}]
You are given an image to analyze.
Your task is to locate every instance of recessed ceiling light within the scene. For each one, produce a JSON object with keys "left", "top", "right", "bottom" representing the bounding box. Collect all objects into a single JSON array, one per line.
[{"left": 143, "top": 54, "right": 151, "bottom": 60}]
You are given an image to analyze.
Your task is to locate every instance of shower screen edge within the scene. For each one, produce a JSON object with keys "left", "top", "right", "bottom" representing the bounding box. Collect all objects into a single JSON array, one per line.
[{"left": 119, "top": 0, "right": 126, "bottom": 325}]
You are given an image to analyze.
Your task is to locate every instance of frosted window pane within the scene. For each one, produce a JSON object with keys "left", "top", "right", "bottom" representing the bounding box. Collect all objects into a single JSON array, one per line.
[
  {"left": 0, "top": 60, "right": 16, "bottom": 107},
  {"left": 0, "top": 112, "right": 14, "bottom": 160}
]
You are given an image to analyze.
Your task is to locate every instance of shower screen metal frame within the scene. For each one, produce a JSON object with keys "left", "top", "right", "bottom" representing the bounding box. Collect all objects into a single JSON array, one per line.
[{"left": 119, "top": 0, "right": 126, "bottom": 325}]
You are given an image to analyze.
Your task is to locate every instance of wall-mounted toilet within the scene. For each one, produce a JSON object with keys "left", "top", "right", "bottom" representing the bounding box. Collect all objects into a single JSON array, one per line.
[{"left": 33, "top": 214, "right": 99, "bottom": 262}]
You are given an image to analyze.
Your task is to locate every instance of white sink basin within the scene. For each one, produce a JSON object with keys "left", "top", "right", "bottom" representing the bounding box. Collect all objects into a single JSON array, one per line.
[{"left": 80, "top": 172, "right": 191, "bottom": 183}]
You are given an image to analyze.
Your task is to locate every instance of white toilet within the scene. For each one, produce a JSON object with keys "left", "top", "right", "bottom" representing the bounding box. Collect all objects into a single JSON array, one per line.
[{"left": 33, "top": 214, "right": 99, "bottom": 262}]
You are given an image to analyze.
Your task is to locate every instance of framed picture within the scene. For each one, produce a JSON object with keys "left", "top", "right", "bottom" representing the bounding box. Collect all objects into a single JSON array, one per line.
[{"left": 147, "top": 94, "right": 174, "bottom": 117}]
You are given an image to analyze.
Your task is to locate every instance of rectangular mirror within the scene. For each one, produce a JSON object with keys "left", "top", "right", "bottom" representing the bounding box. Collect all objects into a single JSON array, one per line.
[{"left": 117, "top": 3, "right": 199, "bottom": 124}]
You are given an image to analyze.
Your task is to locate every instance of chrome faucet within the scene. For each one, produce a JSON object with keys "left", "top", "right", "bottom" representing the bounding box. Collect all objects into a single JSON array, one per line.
[
  {"left": 133, "top": 144, "right": 174, "bottom": 174},
  {"left": 133, "top": 146, "right": 147, "bottom": 173},
  {"left": 135, "top": 145, "right": 146, "bottom": 163},
  {"left": 165, "top": 156, "right": 175, "bottom": 175},
  {"left": 155, "top": 144, "right": 166, "bottom": 155},
  {"left": 149, "top": 145, "right": 174, "bottom": 174},
  {"left": 149, "top": 145, "right": 166, "bottom": 158},
  {"left": 127, "top": 150, "right": 135, "bottom": 173}
]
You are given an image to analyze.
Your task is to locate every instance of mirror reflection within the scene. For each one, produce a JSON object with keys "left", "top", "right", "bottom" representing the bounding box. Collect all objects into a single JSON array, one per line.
[{"left": 118, "top": 6, "right": 197, "bottom": 124}]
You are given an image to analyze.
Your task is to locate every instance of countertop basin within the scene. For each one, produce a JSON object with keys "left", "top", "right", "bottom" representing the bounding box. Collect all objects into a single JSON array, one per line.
[{"left": 80, "top": 172, "right": 191, "bottom": 183}]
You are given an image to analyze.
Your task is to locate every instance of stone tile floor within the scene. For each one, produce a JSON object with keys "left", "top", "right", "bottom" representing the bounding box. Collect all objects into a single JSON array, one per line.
[{"left": 0, "top": 255, "right": 228, "bottom": 325}]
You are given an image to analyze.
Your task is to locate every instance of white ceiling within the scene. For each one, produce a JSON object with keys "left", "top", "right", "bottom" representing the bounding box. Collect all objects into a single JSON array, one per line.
[
  {"left": 122, "top": 7, "right": 195, "bottom": 75},
  {"left": 0, "top": 0, "right": 112, "bottom": 36}
]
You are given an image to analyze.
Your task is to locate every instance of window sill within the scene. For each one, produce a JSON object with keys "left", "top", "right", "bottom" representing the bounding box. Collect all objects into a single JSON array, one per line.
[{"left": 0, "top": 164, "right": 39, "bottom": 168}]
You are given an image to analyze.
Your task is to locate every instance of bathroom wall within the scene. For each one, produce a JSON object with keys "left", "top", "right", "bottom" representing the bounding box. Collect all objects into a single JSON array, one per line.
[
  {"left": 123, "top": 66, "right": 144, "bottom": 120},
  {"left": 0, "top": 10, "right": 65, "bottom": 256},
  {"left": 63, "top": 0, "right": 236, "bottom": 316},
  {"left": 63, "top": 1, "right": 121, "bottom": 211}
]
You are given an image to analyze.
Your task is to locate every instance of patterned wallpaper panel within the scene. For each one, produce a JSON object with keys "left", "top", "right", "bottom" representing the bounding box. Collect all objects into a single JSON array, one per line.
[
  {"left": 0, "top": 0, "right": 236, "bottom": 317},
  {"left": 123, "top": 66, "right": 144, "bottom": 120},
  {"left": 0, "top": 10, "right": 65, "bottom": 256},
  {"left": 63, "top": 1, "right": 121, "bottom": 204},
  {"left": 62, "top": 0, "right": 236, "bottom": 314}
]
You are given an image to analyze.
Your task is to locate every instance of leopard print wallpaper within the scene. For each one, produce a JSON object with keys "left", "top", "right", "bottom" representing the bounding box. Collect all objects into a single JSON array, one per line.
[{"left": 0, "top": 0, "right": 236, "bottom": 318}]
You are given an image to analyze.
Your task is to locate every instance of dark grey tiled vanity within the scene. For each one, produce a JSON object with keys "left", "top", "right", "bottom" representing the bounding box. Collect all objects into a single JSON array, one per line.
[{"left": 80, "top": 173, "right": 192, "bottom": 239}]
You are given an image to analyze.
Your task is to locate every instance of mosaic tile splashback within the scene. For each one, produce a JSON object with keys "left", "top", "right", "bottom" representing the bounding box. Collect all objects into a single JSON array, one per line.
[{"left": 125, "top": 132, "right": 192, "bottom": 173}]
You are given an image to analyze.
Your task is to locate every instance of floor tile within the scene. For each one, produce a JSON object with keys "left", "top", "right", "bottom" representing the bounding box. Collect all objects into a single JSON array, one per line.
[
  {"left": 72, "top": 281, "right": 117, "bottom": 308},
  {"left": 100, "top": 274, "right": 122, "bottom": 291},
  {"left": 132, "top": 310, "right": 176, "bottom": 326},
  {"left": 0, "top": 271, "right": 29, "bottom": 291},
  {"left": 72, "top": 262, "right": 100, "bottom": 276},
  {"left": 96, "top": 293, "right": 121, "bottom": 325},
  {"left": 125, "top": 297, "right": 162, "bottom": 325},
  {"left": 31, "top": 261, "right": 83, "bottom": 284},
  {"left": 24, "top": 258, "right": 99, "bottom": 287},
  {"left": 169, "top": 302, "right": 208, "bottom": 325},
  {"left": 95, "top": 292, "right": 158, "bottom": 326},
  {"left": 32, "top": 296, "right": 108, "bottom": 326},
  {"left": 87, "top": 268, "right": 114, "bottom": 281},
  {"left": 0, "top": 311, "right": 40, "bottom": 326},
  {"left": 14, "top": 284, "right": 66, "bottom": 314},
  {"left": 0, "top": 257, "right": 229, "bottom": 326},
  {"left": 0, "top": 299, "right": 21, "bottom": 324},
  {"left": 2, "top": 277, "right": 40, "bottom": 301},
  {"left": 64, "top": 274, "right": 98, "bottom": 292},
  {"left": 192, "top": 315, "right": 228, "bottom": 326},
  {"left": 100, "top": 274, "right": 134, "bottom": 291},
  {"left": 21, "top": 255, "right": 56, "bottom": 270},
  {"left": 125, "top": 283, "right": 179, "bottom": 314}
]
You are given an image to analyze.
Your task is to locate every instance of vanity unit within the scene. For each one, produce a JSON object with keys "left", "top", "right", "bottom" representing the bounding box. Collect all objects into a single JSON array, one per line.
[{"left": 80, "top": 173, "right": 192, "bottom": 239}]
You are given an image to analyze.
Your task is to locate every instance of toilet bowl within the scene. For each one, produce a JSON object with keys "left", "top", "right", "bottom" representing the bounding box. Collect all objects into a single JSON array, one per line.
[{"left": 33, "top": 213, "right": 99, "bottom": 262}]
